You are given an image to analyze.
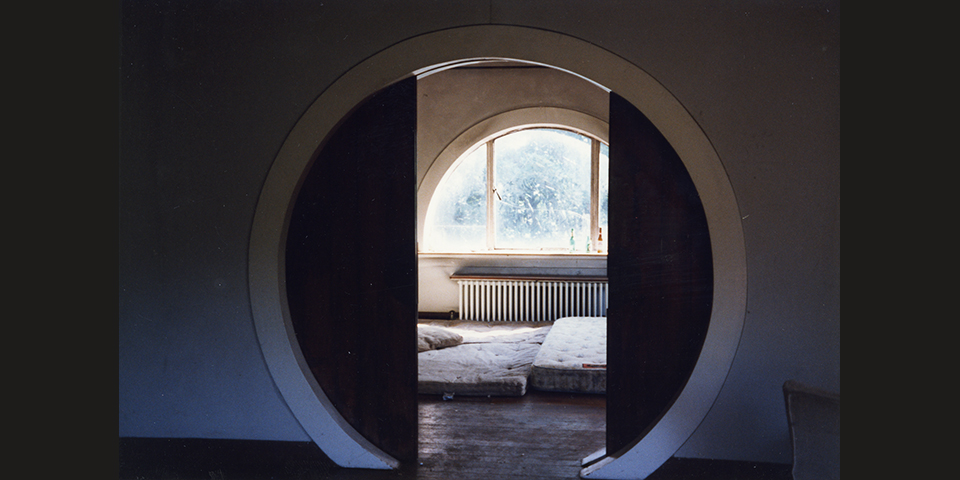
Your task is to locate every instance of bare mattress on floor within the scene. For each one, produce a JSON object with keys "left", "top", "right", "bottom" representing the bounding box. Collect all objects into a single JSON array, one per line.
[
  {"left": 530, "top": 317, "right": 607, "bottom": 394},
  {"left": 417, "top": 320, "right": 552, "bottom": 397}
]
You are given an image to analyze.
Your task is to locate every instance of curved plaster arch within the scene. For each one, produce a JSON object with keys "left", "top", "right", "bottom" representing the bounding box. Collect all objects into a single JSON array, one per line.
[
  {"left": 417, "top": 106, "right": 609, "bottom": 250},
  {"left": 249, "top": 25, "right": 746, "bottom": 479}
]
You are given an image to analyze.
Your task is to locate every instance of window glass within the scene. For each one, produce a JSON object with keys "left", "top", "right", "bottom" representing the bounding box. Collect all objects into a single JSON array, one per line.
[
  {"left": 494, "top": 129, "right": 591, "bottom": 250},
  {"left": 599, "top": 142, "right": 609, "bottom": 236},
  {"left": 423, "top": 127, "right": 607, "bottom": 254},
  {"left": 423, "top": 144, "right": 487, "bottom": 252}
]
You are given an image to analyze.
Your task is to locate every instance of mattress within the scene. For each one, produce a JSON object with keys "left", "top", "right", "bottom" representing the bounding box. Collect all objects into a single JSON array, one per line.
[
  {"left": 418, "top": 343, "right": 544, "bottom": 397},
  {"left": 418, "top": 320, "right": 552, "bottom": 345},
  {"left": 417, "top": 320, "right": 552, "bottom": 397},
  {"left": 530, "top": 317, "right": 607, "bottom": 394}
]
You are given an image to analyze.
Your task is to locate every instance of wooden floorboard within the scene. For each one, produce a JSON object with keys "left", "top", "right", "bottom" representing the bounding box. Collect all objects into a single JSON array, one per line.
[
  {"left": 120, "top": 390, "right": 791, "bottom": 479},
  {"left": 410, "top": 390, "right": 606, "bottom": 480}
]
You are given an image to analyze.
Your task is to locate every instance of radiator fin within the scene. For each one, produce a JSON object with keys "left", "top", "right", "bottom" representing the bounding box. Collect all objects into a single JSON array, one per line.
[{"left": 457, "top": 279, "right": 608, "bottom": 322}]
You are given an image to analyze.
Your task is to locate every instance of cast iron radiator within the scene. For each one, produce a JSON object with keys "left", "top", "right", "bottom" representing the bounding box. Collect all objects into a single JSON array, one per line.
[{"left": 454, "top": 276, "right": 608, "bottom": 322}]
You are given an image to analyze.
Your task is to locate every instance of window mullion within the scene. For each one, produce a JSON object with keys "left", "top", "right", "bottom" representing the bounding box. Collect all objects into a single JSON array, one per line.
[{"left": 486, "top": 140, "right": 496, "bottom": 251}]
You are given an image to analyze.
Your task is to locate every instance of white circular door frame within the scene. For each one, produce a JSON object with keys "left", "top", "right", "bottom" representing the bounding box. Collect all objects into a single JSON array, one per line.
[{"left": 249, "top": 25, "right": 747, "bottom": 479}]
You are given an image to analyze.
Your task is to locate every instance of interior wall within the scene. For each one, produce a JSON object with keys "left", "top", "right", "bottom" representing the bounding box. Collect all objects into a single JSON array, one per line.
[
  {"left": 120, "top": 0, "right": 839, "bottom": 465},
  {"left": 417, "top": 66, "right": 608, "bottom": 187}
]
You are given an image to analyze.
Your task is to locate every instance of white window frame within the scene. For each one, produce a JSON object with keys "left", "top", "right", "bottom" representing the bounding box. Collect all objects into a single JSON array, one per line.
[
  {"left": 417, "top": 108, "right": 609, "bottom": 255},
  {"left": 471, "top": 127, "right": 606, "bottom": 252}
]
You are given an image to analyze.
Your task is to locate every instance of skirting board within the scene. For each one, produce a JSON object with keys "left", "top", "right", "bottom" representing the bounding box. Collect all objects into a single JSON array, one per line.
[{"left": 119, "top": 438, "right": 338, "bottom": 479}]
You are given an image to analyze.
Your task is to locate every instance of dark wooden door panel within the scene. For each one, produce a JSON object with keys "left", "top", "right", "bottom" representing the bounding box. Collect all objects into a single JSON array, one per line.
[
  {"left": 606, "top": 92, "right": 713, "bottom": 454},
  {"left": 285, "top": 77, "right": 418, "bottom": 462}
]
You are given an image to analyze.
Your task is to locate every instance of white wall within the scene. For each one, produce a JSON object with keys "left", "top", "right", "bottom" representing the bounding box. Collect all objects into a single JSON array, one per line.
[{"left": 120, "top": 0, "right": 840, "bottom": 465}]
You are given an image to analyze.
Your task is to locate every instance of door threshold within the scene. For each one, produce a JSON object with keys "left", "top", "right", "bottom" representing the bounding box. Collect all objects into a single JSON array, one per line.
[{"left": 581, "top": 447, "right": 606, "bottom": 467}]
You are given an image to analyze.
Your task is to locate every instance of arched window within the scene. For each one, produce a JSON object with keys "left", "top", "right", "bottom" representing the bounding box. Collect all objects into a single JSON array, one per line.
[{"left": 423, "top": 127, "right": 608, "bottom": 253}]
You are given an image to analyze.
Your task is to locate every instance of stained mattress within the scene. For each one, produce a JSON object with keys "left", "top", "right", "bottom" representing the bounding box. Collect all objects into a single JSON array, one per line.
[
  {"left": 417, "top": 320, "right": 552, "bottom": 397},
  {"left": 530, "top": 317, "right": 607, "bottom": 394}
]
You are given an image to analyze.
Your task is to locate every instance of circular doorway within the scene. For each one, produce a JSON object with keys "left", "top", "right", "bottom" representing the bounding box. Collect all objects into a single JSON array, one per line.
[{"left": 249, "top": 25, "right": 746, "bottom": 478}]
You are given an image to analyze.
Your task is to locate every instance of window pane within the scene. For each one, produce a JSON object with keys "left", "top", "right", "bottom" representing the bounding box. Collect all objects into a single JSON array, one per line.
[
  {"left": 599, "top": 142, "right": 609, "bottom": 238},
  {"left": 494, "top": 129, "right": 592, "bottom": 250},
  {"left": 423, "top": 145, "right": 487, "bottom": 252}
]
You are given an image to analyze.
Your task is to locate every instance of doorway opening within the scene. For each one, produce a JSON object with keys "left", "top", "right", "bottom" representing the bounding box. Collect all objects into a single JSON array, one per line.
[
  {"left": 284, "top": 61, "right": 709, "bottom": 470},
  {"left": 413, "top": 63, "right": 611, "bottom": 474},
  {"left": 250, "top": 24, "right": 746, "bottom": 479}
]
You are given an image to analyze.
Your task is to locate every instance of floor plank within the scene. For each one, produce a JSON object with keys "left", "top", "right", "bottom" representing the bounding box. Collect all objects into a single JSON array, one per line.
[
  {"left": 120, "top": 390, "right": 791, "bottom": 479},
  {"left": 409, "top": 390, "right": 606, "bottom": 480}
]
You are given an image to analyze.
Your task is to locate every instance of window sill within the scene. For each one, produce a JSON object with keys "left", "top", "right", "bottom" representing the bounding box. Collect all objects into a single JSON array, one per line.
[
  {"left": 419, "top": 252, "right": 607, "bottom": 280},
  {"left": 419, "top": 251, "right": 607, "bottom": 258}
]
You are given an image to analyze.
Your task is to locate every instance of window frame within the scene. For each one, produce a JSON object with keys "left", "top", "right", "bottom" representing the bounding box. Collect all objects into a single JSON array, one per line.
[{"left": 424, "top": 125, "right": 609, "bottom": 254}]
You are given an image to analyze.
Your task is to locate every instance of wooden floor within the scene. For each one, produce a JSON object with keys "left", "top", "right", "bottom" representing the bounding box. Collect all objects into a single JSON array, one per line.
[
  {"left": 317, "top": 389, "right": 605, "bottom": 480},
  {"left": 120, "top": 390, "right": 792, "bottom": 479},
  {"left": 418, "top": 390, "right": 606, "bottom": 479},
  {"left": 322, "top": 390, "right": 790, "bottom": 480}
]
